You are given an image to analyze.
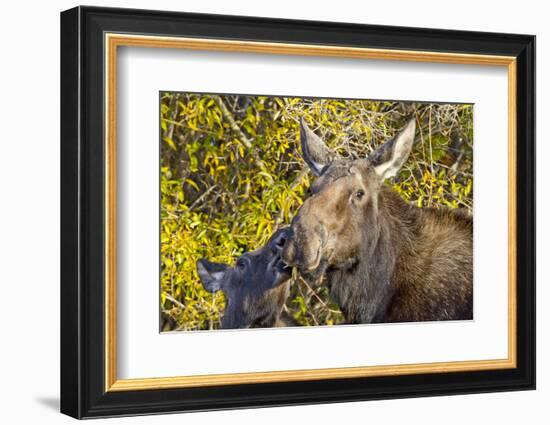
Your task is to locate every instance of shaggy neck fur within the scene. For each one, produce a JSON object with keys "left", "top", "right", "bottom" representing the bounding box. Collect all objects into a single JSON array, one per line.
[{"left": 327, "top": 185, "right": 473, "bottom": 324}]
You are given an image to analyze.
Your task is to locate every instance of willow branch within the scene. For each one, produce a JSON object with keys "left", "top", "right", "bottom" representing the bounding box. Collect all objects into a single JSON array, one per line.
[{"left": 212, "top": 95, "right": 272, "bottom": 181}]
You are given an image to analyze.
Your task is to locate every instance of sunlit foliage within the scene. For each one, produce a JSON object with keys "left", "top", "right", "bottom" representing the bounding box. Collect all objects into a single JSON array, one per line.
[{"left": 160, "top": 93, "right": 473, "bottom": 331}]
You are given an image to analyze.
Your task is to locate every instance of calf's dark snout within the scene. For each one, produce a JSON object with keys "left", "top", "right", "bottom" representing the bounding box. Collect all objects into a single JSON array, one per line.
[{"left": 270, "top": 228, "right": 289, "bottom": 254}]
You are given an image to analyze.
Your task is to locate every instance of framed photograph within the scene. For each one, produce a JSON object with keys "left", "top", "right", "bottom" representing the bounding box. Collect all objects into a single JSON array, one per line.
[{"left": 60, "top": 6, "right": 535, "bottom": 419}]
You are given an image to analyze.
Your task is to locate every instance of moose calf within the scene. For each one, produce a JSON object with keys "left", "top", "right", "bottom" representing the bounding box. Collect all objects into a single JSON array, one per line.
[
  {"left": 197, "top": 228, "right": 293, "bottom": 329},
  {"left": 283, "top": 118, "right": 473, "bottom": 324}
]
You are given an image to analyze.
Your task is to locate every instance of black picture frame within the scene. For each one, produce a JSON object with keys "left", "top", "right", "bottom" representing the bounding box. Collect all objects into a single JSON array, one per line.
[{"left": 61, "top": 5, "right": 535, "bottom": 419}]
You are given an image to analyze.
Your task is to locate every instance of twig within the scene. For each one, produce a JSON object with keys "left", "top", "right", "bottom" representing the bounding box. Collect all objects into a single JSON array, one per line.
[
  {"left": 162, "top": 119, "right": 218, "bottom": 136},
  {"left": 213, "top": 95, "right": 253, "bottom": 149},
  {"left": 298, "top": 277, "right": 341, "bottom": 314},
  {"left": 289, "top": 168, "right": 309, "bottom": 191},
  {"left": 188, "top": 184, "right": 218, "bottom": 211},
  {"left": 163, "top": 93, "right": 180, "bottom": 140},
  {"left": 164, "top": 293, "right": 185, "bottom": 310},
  {"left": 212, "top": 95, "right": 273, "bottom": 182}
]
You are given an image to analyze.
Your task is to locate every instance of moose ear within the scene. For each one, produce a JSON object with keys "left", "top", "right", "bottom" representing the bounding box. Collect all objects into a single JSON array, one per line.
[
  {"left": 196, "top": 259, "right": 229, "bottom": 293},
  {"left": 300, "top": 118, "right": 337, "bottom": 176},
  {"left": 368, "top": 119, "right": 416, "bottom": 180}
]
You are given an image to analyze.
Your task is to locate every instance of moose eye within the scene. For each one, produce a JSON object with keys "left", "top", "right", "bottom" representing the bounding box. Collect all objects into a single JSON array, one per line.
[
  {"left": 236, "top": 259, "right": 247, "bottom": 270},
  {"left": 355, "top": 190, "right": 365, "bottom": 200}
]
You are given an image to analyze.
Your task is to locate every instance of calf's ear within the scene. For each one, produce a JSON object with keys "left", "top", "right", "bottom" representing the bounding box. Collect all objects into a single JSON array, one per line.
[
  {"left": 300, "top": 117, "right": 337, "bottom": 176},
  {"left": 196, "top": 259, "right": 229, "bottom": 293},
  {"left": 368, "top": 119, "right": 416, "bottom": 180}
]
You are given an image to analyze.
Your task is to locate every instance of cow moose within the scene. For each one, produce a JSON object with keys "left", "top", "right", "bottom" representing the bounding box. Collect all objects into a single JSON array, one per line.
[
  {"left": 282, "top": 118, "right": 473, "bottom": 324},
  {"left": 196, "top": 228, "right": 293, "bottom": 329}
]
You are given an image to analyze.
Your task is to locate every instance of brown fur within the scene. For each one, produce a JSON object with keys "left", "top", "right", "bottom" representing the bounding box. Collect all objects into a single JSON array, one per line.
[
  {"left": 283, "top": 120, "right": 473, "bottom": 324},
  {"left": 326, "top": 186, "right": 473, "bottom": 323}
]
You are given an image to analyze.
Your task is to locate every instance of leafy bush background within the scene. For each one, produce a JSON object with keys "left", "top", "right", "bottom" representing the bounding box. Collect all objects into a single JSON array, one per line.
[{"left": 160, "top": 93, "right": 473, "bottom": 331}]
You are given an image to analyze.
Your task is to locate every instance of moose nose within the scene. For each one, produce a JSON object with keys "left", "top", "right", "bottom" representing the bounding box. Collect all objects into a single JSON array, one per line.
[
  {"left": 271, "top": 229, "right": 288, "bottom": 254},
  {"left": 280, "top": 227, "right": 298, "bottom": 266}
]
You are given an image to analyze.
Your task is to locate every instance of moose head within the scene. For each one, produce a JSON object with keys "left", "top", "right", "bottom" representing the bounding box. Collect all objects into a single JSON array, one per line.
[
  {"left": 282, "top": 118, "right": 416, "bottom": 279},
  {"left": 197, "top": 228, "right": 292, "bottom": 329}
]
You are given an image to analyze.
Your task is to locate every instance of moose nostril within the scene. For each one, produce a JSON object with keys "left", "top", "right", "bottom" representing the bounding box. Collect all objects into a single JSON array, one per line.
[
  {"left": 272, "top": 234, "right": 287, "bottom": 254},
  {"left": 269, "top": 228, "right": 291, "bottom": 256}
]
